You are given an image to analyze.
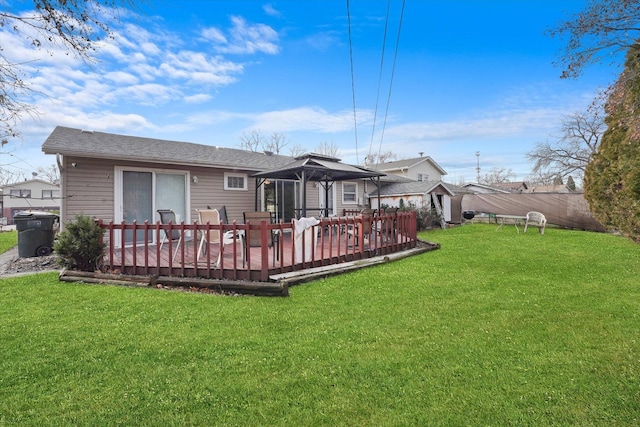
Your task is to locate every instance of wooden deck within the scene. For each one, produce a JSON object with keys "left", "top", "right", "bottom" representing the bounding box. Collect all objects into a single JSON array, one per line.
[{"left": 98, "top": 212, "right": 418, "bottom": 282}]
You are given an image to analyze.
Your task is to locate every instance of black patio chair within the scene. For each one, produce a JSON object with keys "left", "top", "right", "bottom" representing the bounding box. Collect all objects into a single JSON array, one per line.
[{"left": 157, "top": 209, "right": 188, "bottom": 263}]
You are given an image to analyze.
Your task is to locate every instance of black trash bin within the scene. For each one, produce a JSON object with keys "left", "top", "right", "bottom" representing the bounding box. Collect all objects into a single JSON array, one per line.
[{"left": 14, "top": 211, "right": 60, "bottom": 257}]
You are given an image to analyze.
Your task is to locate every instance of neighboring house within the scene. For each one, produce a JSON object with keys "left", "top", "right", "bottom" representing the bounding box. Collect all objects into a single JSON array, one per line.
[
  {"left": 525, "top": 184, "right": 575, "bottom": 193},
  {"left": 1, "top": 179, "right": 60, "bottom": 224},
  {"left": 372, "top": 156, "right": 447, "bottom": 182},
  {"left": 489, "top": 181, "right": 528, "bottom": 193},
  {"left": 41, "top": 127, "right": 370, "bottom": 236},
  {"left": 368, "top": 180, "right": 456, "bottom": 222},
  {"left": 462, "top": 182, "right": 512, "bottom": 194}
]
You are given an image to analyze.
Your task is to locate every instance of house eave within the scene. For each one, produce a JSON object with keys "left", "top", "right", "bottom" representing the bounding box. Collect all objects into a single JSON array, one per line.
[{"left": 48, "top": 150, "right": 267, "bottom": 173}]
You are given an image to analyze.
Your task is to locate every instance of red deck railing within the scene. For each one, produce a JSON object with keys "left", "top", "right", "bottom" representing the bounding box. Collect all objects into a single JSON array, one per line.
[{"left": 96, "top": 211, "right": 417, "bottom": 282}]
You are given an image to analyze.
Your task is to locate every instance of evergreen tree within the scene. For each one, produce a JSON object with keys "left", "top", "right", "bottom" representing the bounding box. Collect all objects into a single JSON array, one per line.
[{"left": 584, "top": 43, "right": 640, "bottom": 242}]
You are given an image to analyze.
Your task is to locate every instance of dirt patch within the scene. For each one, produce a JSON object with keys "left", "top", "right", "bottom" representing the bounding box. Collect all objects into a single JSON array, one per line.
[{"left": 0, "top": 253, "right": 59, "bottom": 275}]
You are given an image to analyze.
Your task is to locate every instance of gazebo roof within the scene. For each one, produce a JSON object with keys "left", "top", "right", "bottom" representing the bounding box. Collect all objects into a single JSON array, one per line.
[{"left": 252, "top": 153, "right": 386, "bottom": 182}]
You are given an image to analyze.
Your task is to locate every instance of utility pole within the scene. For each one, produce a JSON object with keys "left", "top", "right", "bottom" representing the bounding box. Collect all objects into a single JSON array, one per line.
[{"left": 475, "top": 151, "right": 480, "bottom": 183}]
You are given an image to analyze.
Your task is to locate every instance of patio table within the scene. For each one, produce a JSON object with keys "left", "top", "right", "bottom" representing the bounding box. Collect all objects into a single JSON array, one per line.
[{"left": 495, "top": 214, "right": 527, "bottom": 234}]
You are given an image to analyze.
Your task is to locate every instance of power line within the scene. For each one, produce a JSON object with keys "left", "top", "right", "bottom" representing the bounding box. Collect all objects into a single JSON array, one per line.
[
  {"left": 377, "top": 0, "right": 405, "bottom": 162},
  {"left": 368, "top": 0, "right": 391, "bottom": 164},
  {"left": 346, "top": 0, "right": 359, "bottom": 164}
]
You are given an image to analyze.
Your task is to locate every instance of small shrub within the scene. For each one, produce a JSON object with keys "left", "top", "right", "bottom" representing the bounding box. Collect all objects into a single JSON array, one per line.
[
  {"left": 54, "top": 215, "right": 106, "bottom": 271},
  {"left": 398, "top": 200, "right": 441, "bottom": 230}
]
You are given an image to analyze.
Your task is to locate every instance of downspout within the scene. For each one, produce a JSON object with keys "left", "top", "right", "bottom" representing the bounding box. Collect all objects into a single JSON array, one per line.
[
  {"left": 255, "top": 177, "right": 267, "bottom": 211},
  {"left": 56, "top": 153, "right": 66, "bottom": 230}
]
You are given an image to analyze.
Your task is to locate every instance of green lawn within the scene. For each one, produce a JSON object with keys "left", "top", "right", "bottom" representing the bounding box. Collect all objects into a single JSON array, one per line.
[
  {"left": 1, "top": 224, "right": 638, "bottom": 425},
  {"left": 0, "top": 230, "right": 17, "bottom": 254}
]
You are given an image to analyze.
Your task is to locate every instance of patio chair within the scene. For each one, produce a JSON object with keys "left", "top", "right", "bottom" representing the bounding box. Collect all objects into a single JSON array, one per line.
[
  {"left": 242, "top": 211, "right": 279, "bottom": 267},
  {"left": 218, "top": 205, "right": 229, "bottom": 225},
  {"left": 157, "top": 209, "right": 188, "bottom": 263},
  {"left": 347, "top": 208, "right": 375, "bottom": 247},
  {"left": 196, "top": 209, "right": 221, "bottom": 259},
  {"left": 524, "top": 211, "right": 547, "bottom": 235},
  {"left": 381, "top": 207, "right": 399, "bottom": 241}
]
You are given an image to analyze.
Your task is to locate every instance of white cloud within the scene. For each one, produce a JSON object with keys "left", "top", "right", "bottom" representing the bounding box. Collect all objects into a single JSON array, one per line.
[
  {"left": 159, "top": 51, "right": 243, "bottom": 85},
  {"left": 184, "top": 93, "right": 213, "bottom": 104},
  {"left": 114, "top": 84, "right": 182, "bottom": 106},
  {"left": 263, "top": 4, "right": 282, "bottom": 17},
  {"left": 105, "top": 71, "right": 140, "bottom": 85},
  {"left": 201, "top": 27, "right": 227, "bottom": 44},
  {"left": 209, "top": 16, "right": 280, "bottom": 55},
  {"left": 248, "top": 107, "right": 371, "bottom": 133},
  {"left": 304, "top": 31, "right": 343, "bottom": 52}
]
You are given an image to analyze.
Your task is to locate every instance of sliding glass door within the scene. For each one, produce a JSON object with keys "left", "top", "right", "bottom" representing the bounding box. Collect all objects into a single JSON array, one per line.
[
  {"left": 117, "top": 168, "right": 188, "bottom": 246},
  {"left": 264, "top": 180, "right": 298, "bottom": 223}
]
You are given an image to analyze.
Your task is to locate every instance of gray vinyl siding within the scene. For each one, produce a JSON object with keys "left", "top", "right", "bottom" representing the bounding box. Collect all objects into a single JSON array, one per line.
[
  {"left": 60, "top": 157, "right": 260, "bottom": 225},
  {"left": 63, "top": 156, "right": 115, "bottom": 223},
  {"left": 189, "top": 166, "right": 256, "bottom": 224}
]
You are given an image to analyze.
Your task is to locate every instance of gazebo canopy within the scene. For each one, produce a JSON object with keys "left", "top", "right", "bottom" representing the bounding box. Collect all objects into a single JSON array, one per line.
[
  {"left": 252, "top": 153, "right": 386, "bottom": 217},
  {"left": 252, "top": 153, "right": 385, "bottom": 182}
]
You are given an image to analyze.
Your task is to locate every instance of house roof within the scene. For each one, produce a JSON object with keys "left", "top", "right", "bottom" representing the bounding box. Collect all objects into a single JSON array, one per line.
[
  {"left": 41, "top": 126, "right": 294, "bottom": 172},
  {"left": 525, "top": 184, "right": 576, "bottom": 193},
  {"left": 370, "top": 180, "right": 455, "bottom": 197},
  {"left": 1, "top": 178, "right": 59, "bottom": 189},
  {"left": 462, "top": 182, "right": 512, "bottom": 194},
  {"left": 379, "top": 174, "right": 415, "bottom": 184},
  {"left": 489, "top": 181, "right": 528, "bottom": 191},
  {"left": 371, "top": 156, "right": 448, "bottom": 176}
]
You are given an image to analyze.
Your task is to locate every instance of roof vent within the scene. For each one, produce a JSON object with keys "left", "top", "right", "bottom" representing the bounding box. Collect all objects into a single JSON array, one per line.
[
  {"left": 81, "top": 129, "right": 94, "bottom": 134},
  {"left": 264, "top": 150, "right": 273, "bottom": 156}
]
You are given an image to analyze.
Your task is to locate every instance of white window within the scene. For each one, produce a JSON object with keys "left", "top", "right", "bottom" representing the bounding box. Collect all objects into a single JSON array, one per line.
[
  {"left": 417, "top": 173, "right": 428, "bottom": 182},
  {"left": 42, "top": 190, "right": 60, "bottom": 199},
  {"left": 342, "top": 182, "right": 358, "bottom": 204},
  {"left": 224, "top": 172, "right": 247, "bottom": 191},
  {"left": 10, "top": 189, "right": 31, "bottom": 198}
]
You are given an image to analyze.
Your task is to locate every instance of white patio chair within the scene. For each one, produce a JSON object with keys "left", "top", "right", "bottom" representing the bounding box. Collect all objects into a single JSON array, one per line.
[
  {"left": 524, "top": 211, "right": 547, "bottom": 235},
  {"left": 197, "top": 209, "right": 221, "bottom": 260}
]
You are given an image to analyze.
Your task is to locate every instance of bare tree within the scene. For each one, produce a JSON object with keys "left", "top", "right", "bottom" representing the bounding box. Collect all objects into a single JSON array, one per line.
[
  {"left": 36, "top": 164, "right": 60, "bottom": 183},
  {"left": 363, "top": 151, "right": 397, "bottom": 167},
  {"left": 0, "top": 169, "right": 26, "bottom": 186},
  {"left": 1, "top": 0, "right": 135, "bottom": 140},
  {"left": 527, "top": 101, "right": 605, "bottom": 181},
  {"left": 288, "top": 144, "right": 307, "bottom": 157},
  {"left": 314, "top": 141, "right": 340, "bottom": 158},
  {"left": 480, "top": 167, "right": 516, "bottom": 185},
  {"left": 239, "top": 130, "right": 265, "bottom": 152},
  {"left": 524, "top": 170, "right": 558, "bottom": 187},
  {"left": 549, "top": 0, "right": 640, "bottom": 79},
  {"left": 264, "top": 132, "right": 289, "bottom": 154}
]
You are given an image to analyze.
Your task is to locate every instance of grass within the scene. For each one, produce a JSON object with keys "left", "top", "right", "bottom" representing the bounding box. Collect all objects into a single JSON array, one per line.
[
  {"left": 0, "top": 224, "right": 638, "bottom": 425},
  {"left": 0, "top": 230, "right": 17, "bottom": 254}
]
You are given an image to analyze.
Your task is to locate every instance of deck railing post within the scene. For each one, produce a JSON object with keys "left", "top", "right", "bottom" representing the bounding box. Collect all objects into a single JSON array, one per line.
[{"left": 260, "top": 220, "right": 269, "bottom": 281}]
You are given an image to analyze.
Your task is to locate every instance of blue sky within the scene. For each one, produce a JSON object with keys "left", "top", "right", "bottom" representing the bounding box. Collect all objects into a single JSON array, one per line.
[{"left": 3, "top": 0, "right": 618, "bottom": 183}]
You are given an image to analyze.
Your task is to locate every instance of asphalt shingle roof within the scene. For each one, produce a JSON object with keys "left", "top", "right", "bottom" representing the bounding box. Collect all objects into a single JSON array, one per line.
[
  {"left": 253, "top": 153, "right": 385, "bottom": 182},
  {"left": 371, "top": 156, "right": 447, "bottom": 175},
  {"left": 41, "top": 126, "right": 294, "bottom": 172},
  {"left": 371, "top": 180, "right": 456, "bottom": 197}
]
